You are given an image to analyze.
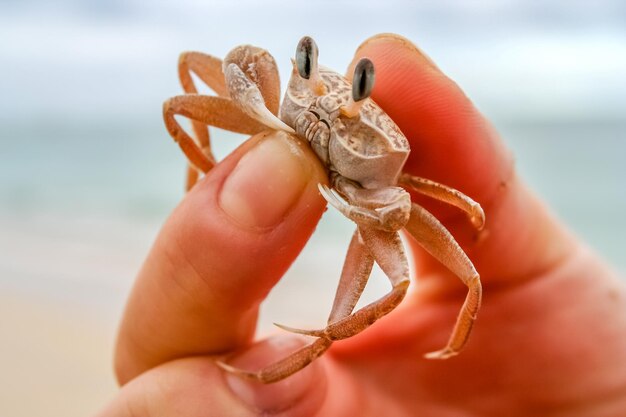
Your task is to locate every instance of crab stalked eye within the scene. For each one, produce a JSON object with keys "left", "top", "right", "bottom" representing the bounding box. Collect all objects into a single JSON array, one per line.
[
  {"left": 295, "top": 36, "right": 318, "bottom": 80},
  {"left": 352, "top": 58, "right": 375, "bottom": 102}
]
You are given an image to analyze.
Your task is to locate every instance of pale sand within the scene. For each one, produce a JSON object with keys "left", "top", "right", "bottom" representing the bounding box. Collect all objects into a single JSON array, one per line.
[
  {"left": 0, "top": 292, "right": 118, "bottom": 417},
  {"left": 0, "top": 210, "right": 391, "bottom": 416},
  {"left": 0, "top": 260, "right": 390, "bottom": 417}
]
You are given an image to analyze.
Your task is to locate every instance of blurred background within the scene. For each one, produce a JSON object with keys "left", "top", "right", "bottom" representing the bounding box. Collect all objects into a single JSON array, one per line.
[{"left": 0, "top": 0, "right": 624, "bottom": 415}]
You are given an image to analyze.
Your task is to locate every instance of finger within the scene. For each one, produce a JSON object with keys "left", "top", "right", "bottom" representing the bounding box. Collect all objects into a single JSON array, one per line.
[
  {"left": 115, "top": 131, "right": 327, "bottom": 384},
  {"left": 349, "top": 34, "right": 576, "bottom": 285},
  {"left": 99, "top": 337, "right": 330, "bottom": 416},
  {"left": 102, "top": 335, "right": 391, "bottom": 417}
]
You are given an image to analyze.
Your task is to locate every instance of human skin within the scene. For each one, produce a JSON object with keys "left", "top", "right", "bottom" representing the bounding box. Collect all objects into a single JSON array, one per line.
[{"left": 99, "top": 34, "right": 626, "bottom": 416}]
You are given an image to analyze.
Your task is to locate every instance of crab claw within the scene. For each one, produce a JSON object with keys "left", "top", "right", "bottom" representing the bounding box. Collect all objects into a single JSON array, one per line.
[
  {"left": 317, "top": 183, "right": 362, "bottom": 221},
  {"left": 318, "top": 183, "right": 343, "bottom": 209},
  {"left": 224, "top": 63, "right": 295, "bottom": 134},
  {"left": 273, "top": 322, "right": 325, "bottom": 338},
  {"left": 424, "top": 347, "right": 460, "bottom": 360}
]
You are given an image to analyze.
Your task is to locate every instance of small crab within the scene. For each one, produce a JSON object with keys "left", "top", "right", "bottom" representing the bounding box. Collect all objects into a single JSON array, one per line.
[{"left": 163, "top": 36, "right": 484, "bottom": 383}]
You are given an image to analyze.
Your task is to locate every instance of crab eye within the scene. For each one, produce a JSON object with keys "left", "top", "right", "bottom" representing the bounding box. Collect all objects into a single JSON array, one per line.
[
  {"left": 352, "top": 58, "right": 375, "bottom": 102},
  {"left": 295, "top": 36, "right": 318, "bottom": 80}
]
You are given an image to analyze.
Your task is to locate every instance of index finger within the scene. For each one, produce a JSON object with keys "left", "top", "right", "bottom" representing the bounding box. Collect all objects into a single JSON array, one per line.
[{"left": 349, "top": 34, "right": 575, "bottom": 284}]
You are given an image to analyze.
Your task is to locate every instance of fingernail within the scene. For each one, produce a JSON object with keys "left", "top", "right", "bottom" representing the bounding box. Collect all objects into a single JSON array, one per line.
[
  {"left": 225, "top": 336, "right": 317, "bottom": 413},
  {"left": 219, "top": 132, "right": 311, "bottom": 229}
]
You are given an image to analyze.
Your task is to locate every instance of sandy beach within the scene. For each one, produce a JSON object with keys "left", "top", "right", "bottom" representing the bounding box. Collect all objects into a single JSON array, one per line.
[
  {"left": 0, "top": 210, "right": 366, "bottom": 416},
  {"left": 0, "top": 292, "right": 118, "bottom": 417}
]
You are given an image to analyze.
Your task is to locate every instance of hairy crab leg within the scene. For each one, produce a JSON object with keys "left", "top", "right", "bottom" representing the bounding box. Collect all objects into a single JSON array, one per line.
[
  {"left": 399, "top": 173, "right": 485, "bottom": 229},
  {"left": 277, "top": 227, "right": 410, "bottom": 341},
  {"left": 404, "top": 202, "right": 482, "bottom": 359},
  {"left": 163, "top": 94, "right": 266, "bottom": 173},
  {"left": 218, "top": 230, "right": 375, "bottom": 383}
]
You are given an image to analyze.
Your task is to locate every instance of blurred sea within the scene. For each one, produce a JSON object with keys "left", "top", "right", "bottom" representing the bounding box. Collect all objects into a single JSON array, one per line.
[
  {"left": 1, "top": 117, "right": 624, "bottom": 318},
  {"left": 0, "top": 1, "right": 624, "bottom": 416}
]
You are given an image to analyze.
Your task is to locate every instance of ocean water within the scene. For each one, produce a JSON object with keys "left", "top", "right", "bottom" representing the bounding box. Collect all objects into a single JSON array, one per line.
[
  {"left": 502, "top": 120, "right": 626, "bottom": 269},
  {"left": 0, "top": 116, "right": 624, "bottom": 326}
]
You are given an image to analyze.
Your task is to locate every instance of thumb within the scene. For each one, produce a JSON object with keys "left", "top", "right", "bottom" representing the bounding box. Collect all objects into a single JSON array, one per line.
[
  {"left": 115, "top": 130, "right": 327, "bottom": 383},
  {"left": 101, "top": 338, "right": 329, "bottom": 417}
]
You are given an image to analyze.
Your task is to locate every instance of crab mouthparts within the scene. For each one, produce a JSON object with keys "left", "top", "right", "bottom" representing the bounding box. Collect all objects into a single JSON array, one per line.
[{"left": 340, "top": 98, "right": 365, "bottom": 118}]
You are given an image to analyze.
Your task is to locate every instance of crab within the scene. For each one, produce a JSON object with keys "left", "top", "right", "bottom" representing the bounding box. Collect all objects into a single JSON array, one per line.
[{"left": 162, "top": 36, "right": 484, "bottom": 384}]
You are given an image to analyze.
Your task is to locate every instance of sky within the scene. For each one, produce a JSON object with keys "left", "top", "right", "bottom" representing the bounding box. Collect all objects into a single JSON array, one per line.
[
  {"left": 0, "top": 1, "right": 624, "bottom": 280},
  {"left": 1, "top": 0, "right": 625, "bottom": 124}
]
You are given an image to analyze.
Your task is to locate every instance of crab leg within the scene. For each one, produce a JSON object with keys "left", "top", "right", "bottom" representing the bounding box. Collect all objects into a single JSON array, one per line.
[
  {"left": 217, "top": 338, "right": 332, "bottom": 384},
  {"left": 272, "top": 177, "right": 411, "bottom": 340},
  {"left": 404, "top": 202, "right": 482, "bottom": 359},
  {"left": 171, "top": 47, "right": 284, "bottom": 189},
  {"left": 179, "top": 51, "right": 230, "bottom": 98},
  {"left": 275, "top": 228, "right": 375, "bottom": 335},
  {"left": 163, "top": 94, "right": 266, "bottom": 173},
  {"left": 217, "top": 230, "right": 374, "bottom": 383},
  {"left": 277, "top": 227, "right": 410, "bottom": 341},
  {"left": 178, "top": 52, "right": 230, "bottom": 189},
  {"left": 399, "top": 173, "right": 485, "bottom": 229},
  {"left": 327, "top": 230, "right": 376, "bottom": 323}
]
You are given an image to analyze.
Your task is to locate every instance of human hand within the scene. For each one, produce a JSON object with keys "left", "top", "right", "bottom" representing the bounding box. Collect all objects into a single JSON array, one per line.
[{"left": 99, "top": 34, "right": 626, "bottom": 416}]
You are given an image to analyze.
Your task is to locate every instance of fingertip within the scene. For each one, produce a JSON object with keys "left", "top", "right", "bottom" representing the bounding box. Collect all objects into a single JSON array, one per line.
[
  {"left": 217, "top": 130, "right": 324, "bottom": 230},
  {"left": 351, "top": 33, "right": 439, "bottom": 74},
  {"left": 345, "top": 35, "right": 574, "bottom": 287},
  {"left": 349, "top": 33, "right": 512, "bottom": 221},
  {"left": 171, "top": 130, "right": 328, "bottom": 306}
]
